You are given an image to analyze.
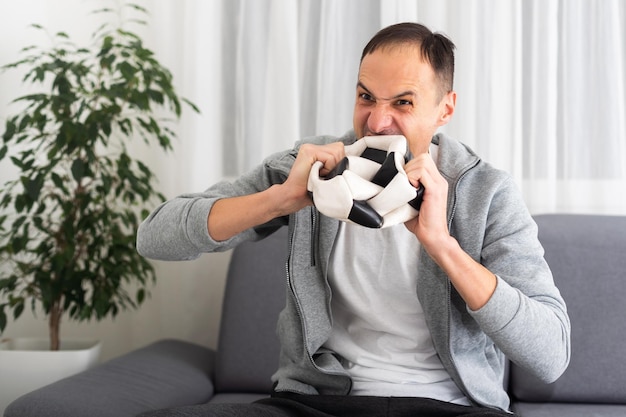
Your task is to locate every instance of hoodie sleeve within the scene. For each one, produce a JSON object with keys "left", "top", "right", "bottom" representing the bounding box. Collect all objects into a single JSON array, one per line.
[
  {"left": 466, "top": 175, "right": 571, "bottom": 383},
  {"left": 136, "top": 149, "right": 295, "bottom": 261}
]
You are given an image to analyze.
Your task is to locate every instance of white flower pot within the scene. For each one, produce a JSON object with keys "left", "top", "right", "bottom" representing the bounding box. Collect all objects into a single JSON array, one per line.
[{"left": 0, "top": 337, "right": 101, "bottom": 414}]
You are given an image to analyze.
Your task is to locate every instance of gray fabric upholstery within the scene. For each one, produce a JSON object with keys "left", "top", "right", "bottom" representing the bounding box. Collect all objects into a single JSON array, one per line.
[
  {"left": 214, "top": 227, "right": 287, "bottom": 394},
  {"left": 4, "top": 339, "right": 214, "bottom": 417},
  {"left": 6, "top": 215, "right": 626, "bottom": 416},
  {"left": 513, "top": 402, "right": 626, "bottom": 417},
  {"left": 209, "top": 393, "right": 270, "bottom": 404},
  {"left": 510, "top": 214, "right": 626, "bottom": 407}
]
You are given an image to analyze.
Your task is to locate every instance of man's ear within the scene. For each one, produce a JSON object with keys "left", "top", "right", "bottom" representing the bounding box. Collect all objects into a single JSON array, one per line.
[{"left": 437, "top": 91, "right": 456, "bottom": 126}]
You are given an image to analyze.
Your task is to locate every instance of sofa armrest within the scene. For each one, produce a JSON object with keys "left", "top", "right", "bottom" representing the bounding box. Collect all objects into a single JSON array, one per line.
[{"left": 5, "top": 339, "right": 215, "bottom": 417}]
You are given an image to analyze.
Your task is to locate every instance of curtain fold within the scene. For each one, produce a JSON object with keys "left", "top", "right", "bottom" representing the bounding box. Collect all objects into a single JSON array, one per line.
[{"left": 520, "top": 0, "right": 626, "bottom": 212}]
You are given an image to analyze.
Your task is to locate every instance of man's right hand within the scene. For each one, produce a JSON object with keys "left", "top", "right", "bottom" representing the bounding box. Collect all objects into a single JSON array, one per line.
[
  {"left": 282, "top": 142, "right": 346, "bottom": 211},
  {"left": 208, "top": 142, "right": 345, "bottom": 241}
]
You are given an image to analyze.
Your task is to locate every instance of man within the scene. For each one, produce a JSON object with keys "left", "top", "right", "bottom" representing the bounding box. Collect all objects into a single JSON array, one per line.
[{"left": 137, "top": 23, "right": 570, "bottom": 417}]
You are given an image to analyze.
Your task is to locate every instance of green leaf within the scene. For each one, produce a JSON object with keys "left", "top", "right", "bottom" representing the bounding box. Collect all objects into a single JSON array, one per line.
[
  {"left": 0, "top": 277, "right": 17, "bottom": 292},
  {"left": 125, "top": 3, "right": 148, "bottom": 13},
  {"left": 47, "top": 143, "right": 59, "bottom": 160},
  {"left": 0, "top": 194, "right": 12, "bottom": 209},
  {"left": 147, "top": 89, "right": 164, "bottom": 105},
  {"left": 71, "top": 158, "right": 86, "bottom": 182},
  {"left": 17, "top": 114, "right": 32, "bottom": 132},
  {"left": 0, "top": 308, "right": 7, "bottom": 332},
  {"left": 99, "top": 52, "right": 115, "bottom": 69},
  {"left": 11, "top": 231, "right": 28, "bottom": 253},
  {"left": 182, "top": 97, "right": 201, "bottom": 114},
  {"left": 13, "top": 302, "right": 25, "bottom": 321},
  {"left": 91, "top": 7, "right": 114, "bottom": 15},
  {"left": 33, "top": 216, "right": 44, "bottom": 231},
  {"left": 25, "top": 175, "right": 44, "bottom": 201},
  {"left": 117, "top": 118, "right": 132, "bottom": 136},
  {"left": 51, "top": 172, "right": 64, "bottom": 189},
  {"left": 136, "top": 288, "right": 145, "bottom": 304},
  {"left": 11, "top": 215, "right": 27, "bottom": 230},
  {"left": 10, "top": 156, "right": 23, "bottom": 169},
  {"left": 2, "top": 118, "right": 17, "bottom": 142},
  {"left": 9, "top": 295, "right": 24, "bottom": 308},
  {"left": 117, "top": 61, "right": 136, "bottom": 81},
  {"left": 14, "top": 194, "right": 26, "bottom": 213}
]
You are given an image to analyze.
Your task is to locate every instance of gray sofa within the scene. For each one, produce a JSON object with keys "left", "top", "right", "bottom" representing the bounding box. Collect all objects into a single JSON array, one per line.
[{"left": 5, "top": 214, "right": 626, "bottom": 416}]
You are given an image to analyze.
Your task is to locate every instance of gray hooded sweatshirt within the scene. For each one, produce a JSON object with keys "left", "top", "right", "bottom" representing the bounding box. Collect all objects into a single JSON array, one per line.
[{"left": 137, "top": 131, "right": 571, "bottom": 412}]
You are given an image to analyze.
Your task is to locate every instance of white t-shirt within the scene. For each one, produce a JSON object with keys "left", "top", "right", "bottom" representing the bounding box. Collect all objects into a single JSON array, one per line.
[{"left": 324, "top": 146, "right": 469, "bottom": 405}]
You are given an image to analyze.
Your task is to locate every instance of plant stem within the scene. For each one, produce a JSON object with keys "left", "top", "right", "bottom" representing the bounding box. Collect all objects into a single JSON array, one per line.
[{"left": 49, "top": 300, "right": 62, "bottom": 351}]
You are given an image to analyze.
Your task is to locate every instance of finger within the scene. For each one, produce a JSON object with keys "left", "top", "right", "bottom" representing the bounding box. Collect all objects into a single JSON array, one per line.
[
  {"left": 317, "top": 143, "right": 346, "bottom": 176},
  {"left": 404, "top": 153, "right": 437, "bottom": 189}
]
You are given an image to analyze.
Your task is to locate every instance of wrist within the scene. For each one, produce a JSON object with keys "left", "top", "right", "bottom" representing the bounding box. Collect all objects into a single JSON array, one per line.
[
  {"left": 267, "top": 183, "right": 311, "bottom": 217},
  {"left": 424, "top": 233, "right": 497, "bottom": 310},
  {"left": 420, "top": 230, "right": 462, "bottom": 267}
]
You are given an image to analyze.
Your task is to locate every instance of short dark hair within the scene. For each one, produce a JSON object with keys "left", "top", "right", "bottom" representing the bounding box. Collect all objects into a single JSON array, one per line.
[{"left": 360, "top": 22, "right": 456, "bottom": 99}]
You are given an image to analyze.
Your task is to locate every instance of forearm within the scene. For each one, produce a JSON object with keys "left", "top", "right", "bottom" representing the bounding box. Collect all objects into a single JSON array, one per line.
[
  {"left": 425, "top": 235, "right": 497, "bottom": 311},
  {"left": 208, "top": 183, "right": 308, "bottom": 241}
]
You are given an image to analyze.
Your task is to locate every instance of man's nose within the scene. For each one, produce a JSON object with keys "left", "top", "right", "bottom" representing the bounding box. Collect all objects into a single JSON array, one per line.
[{"left": 367, "top": 104, "right": 394, "bottom": 135}]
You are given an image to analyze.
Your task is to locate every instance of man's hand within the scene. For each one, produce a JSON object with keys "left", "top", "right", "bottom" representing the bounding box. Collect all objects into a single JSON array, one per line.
[
  {"left": 403, "top": 153, "right": 497, "bottom": 311},
  {"left": 208, "top": 142, "right": 345, "bottom": 242},
  {"left": 403, "top": 153, "right": 450, "bottom": 249},
  {"left": 281, "top": 142, "right": 346, "bottom": 213}
]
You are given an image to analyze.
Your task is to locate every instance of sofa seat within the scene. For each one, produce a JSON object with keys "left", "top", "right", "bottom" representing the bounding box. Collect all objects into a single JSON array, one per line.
[{"left": 6, "top": 214, "right": 626, "bottom": 416}]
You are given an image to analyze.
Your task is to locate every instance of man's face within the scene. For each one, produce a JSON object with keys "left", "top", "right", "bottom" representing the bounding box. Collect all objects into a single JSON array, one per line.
[{"left": 353, "top": 45, "right": 456, "bottom": 156}]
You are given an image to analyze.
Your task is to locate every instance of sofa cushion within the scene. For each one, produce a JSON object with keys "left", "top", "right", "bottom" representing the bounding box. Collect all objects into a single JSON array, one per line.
[
  {"left": 4, "top": 339, "right": 215, "bottom": 417},
  {"left": 513, "top": 402, "right": 626, "bottom": 417},
  {"left": 510, "top": 214, "right": 626, "bottom": 404},
  {"left": 215, "top": 227, "right": 288, "bottom": 394},
  {"left": 209, "top": 393, "right": 269, "bottom": 404}
]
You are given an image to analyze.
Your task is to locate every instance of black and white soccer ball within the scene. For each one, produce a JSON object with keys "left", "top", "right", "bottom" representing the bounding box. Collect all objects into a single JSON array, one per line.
[{"left": 307, "top": 135, "right": 424, "bottom": 228}]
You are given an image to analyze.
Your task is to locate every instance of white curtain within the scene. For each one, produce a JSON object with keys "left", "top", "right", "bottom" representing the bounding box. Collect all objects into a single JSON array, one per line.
[
  {"left": 146, "top": 0, "right": 626, "bottom": 214},
  {"left": 1, "top": 0, "right": 625, "bottom": 360}
]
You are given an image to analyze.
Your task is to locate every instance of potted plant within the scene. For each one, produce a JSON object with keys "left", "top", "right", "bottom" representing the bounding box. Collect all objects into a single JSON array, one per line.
[{"left": 0, "top": 0, "right": 196, "bottom": 384}]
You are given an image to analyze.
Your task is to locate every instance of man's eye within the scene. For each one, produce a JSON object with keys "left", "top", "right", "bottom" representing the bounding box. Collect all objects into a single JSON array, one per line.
[
  {"left": 396, "top": 99, "right": 412, "bottom": 106},
  {"left": 359, "top": 93, "right": 374, "bottom": 102}
]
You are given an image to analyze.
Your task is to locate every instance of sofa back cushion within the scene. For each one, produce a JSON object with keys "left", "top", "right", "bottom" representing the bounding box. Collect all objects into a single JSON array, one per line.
[
  {"left": 215, "top": 227, "right": 288, "bottom": 394},
  {"left": 510, "top": 214, "right": 626, "bottom": 404}
]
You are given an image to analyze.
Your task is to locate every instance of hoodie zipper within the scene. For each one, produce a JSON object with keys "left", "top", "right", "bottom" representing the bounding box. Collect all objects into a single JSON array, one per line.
[
  {"left": 286, "top": 221, "right": 314, "bottom": 367},
  {"left": 285, "top": 217, "right": 352, "bottom": 393},
  {"left": 444, "top": 157, "right": 481, "bottom": 405},
  {"left": 310, "top": 208, "right": 319, "bottom": 267}
]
